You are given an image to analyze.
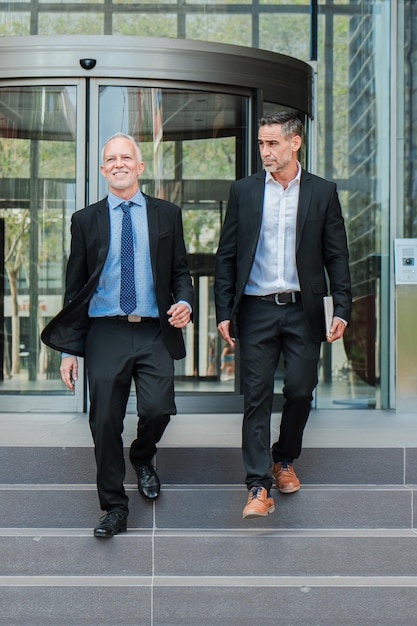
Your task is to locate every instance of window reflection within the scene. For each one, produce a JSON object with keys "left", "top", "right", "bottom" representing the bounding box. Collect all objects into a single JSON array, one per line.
[
  {"left": 0, "top": 85, "right": 76, "bottom": 392},
  {"left": 98, "top": 85, "right": 248, "bottom": 392}
]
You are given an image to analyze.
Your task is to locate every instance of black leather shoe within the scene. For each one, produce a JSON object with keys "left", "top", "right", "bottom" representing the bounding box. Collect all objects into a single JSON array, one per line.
[
  {"left": 135, "top": 463, "right": 161, "bottom": 500},
  {"left": 94, "top": 510, "right": 128, "bottom": 538}
]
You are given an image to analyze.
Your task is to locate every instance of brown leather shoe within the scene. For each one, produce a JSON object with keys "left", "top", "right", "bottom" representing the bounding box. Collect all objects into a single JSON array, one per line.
[
  {"left": 242, "top": 486, "right": 275, "bottom": 519},
  {"left": 272, "top": 461, "right": 300, "bottom": 493}
]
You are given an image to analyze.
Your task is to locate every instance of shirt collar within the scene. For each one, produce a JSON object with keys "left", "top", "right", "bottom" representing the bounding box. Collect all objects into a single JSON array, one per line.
[
  {"left": 107, "top": 189, "right": 144, "bottom": 210},
  {"left": 265, "top": 161, "right": 301, "bottom": 186}
]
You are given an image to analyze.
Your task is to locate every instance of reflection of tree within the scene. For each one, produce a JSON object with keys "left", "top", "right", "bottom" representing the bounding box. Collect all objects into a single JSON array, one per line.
[
  {"left": 343, "top": 294, "right": 376, "bottom": 387},
  {"left": 4, "top": 209, "right": 30, "bottom": 375},
  {"left": 182, "top": 138, "right": 235, "bottom": 180},
  {"left": 177, "top": 137, "right": 234, "bottom": 254},
  {"left": 1, "top": 132, "right": 73, "bottom": 380},
  {"left": 183, "top": 209, "right": 219, "bottom": 254}
]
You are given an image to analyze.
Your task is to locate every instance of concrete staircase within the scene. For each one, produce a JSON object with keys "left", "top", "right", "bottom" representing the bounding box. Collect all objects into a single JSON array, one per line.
[{"left": 1, "top": 444, "right": 417, "bottom": 625}]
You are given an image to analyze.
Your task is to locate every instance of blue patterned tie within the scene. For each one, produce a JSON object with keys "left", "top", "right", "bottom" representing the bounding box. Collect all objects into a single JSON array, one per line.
[{"left": 120, "top": 201, "right": 136, "bottom": 314}]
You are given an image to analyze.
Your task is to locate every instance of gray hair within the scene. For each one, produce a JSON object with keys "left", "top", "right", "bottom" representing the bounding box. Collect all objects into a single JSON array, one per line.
[
  {"left": 101, "top": 132, "right": 142, "bottom": 163},
  {"left": 258, "top": 112, "right": 303, "bottom": 139}
]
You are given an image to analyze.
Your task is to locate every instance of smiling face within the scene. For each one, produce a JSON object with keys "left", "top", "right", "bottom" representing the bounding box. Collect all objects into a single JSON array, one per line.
[
  {"left": 100, "top": 136, "right": 145, "bottom": 198},
  {"left": 257, "top": 123, "right": 301, "bottom": 180}
]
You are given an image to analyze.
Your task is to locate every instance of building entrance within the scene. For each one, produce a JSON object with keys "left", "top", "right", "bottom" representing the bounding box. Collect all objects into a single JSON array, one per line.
[{"left": 0, "top": 36, "right": 312, "bottom": 412}]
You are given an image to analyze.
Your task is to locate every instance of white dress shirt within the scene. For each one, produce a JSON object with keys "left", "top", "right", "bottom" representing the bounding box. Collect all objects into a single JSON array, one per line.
[{"left": 244, "top": 163, "right": 301, "bottom": 296}]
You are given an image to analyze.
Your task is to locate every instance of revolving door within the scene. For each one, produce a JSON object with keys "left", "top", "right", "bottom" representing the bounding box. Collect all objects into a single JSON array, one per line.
[{"left": 0, "top": 36, "right": 312, "bottom": 412}]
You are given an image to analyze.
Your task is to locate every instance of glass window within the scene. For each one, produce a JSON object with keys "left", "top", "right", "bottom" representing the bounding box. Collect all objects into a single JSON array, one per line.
[
  {"left": 261, "top": 0, "right": 309, "bottom": 4},
  {"left": 0, "top": 0, "right": 394, "bottom": 411},
  {"left": 0, "top": 85, "right": 77, "bottom": 393},
  {"left": 113, "top": 13, "right": 177, "bottom": 37},
  {"left": 314, "top": 1, "right": 391, "bottom": 409},
  {"left": 401, "top": 1, "right": 417, "bottom": 238},
  {"left": 0, "top": 12, "right": 30, "bottom": 36},
  {"left": 0, "top": 0, "right": 312, "bottom": 65},
  {"left": 114, "top": 0, "right": 175, "bottom": 3},
  {"left": 97, "top": 85, "right": 248, "bottom": 390},
  {"left": 259, "top": 13, "right": 310, "bottom": 60},
  {"left": 38, "top": 0, "right": 104, "bottom": 3},
  {"left": 38, "top": 13, "right": 104, "bottom": 34},
  {"left": 186, "top": 14, "right": 252, "bottom": 46},
  {"left": 188, "top": 0, "right": 252, "bottom": 4}
]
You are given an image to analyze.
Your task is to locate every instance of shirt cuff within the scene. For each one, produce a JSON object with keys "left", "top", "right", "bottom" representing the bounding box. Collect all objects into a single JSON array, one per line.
[{"left": 178, "top": 300, "right": 192, "bottom": 313}]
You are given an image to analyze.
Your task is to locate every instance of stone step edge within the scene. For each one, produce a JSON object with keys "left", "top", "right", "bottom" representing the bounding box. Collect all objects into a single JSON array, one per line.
[
  {"left": 1, "top": 484, "right": 415, "bottom": 490},
  {"left": 1, "top": 528, "right": 416, "bottom": 538},
  {"left": 1, "top": 575, "right": 417, "bottom": 588}
]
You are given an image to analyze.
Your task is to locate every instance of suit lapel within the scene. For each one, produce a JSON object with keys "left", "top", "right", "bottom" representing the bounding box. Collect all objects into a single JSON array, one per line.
[
  {"left": 296, "top": 169, "right": 313, "bottom": 249},
  {"left": 95, "top": 197, "right": 111, "bottom": 269},
  {"left": 143, "top": 194, "right": 159, "bottom": 279},
  {"left": 251, "top": 172, "right": 266, "bottom": 235}
]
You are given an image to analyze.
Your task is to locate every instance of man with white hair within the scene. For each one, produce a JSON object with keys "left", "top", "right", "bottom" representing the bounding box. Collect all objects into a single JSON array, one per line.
[{"left": 42, "top": 133, "right": 194, "bottom": 537}]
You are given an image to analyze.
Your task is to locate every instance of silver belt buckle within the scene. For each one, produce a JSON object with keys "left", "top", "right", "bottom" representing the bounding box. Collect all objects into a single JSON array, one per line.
[
  {"left": 127, "top": 314, "right": 142, "bottom": 322},
  {"left": 274, "top": 293, "right": 286, "bottom": 306}
]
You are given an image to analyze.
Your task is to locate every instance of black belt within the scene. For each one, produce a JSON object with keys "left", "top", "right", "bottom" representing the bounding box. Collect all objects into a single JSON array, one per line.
[
  {"left": 250, "top": 292, "right": 301, "bottom": 305},
  {"left": 102, "top": 315, "right": 157, "bottom": 323}
]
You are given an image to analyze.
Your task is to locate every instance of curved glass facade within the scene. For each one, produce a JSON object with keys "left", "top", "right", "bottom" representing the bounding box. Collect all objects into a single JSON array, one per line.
[
  {"left": 0, "top": 38, "right": 312, "bottom": 412},
  {"left": 0, "top": 1, "right": 415, "bottom": 413}
]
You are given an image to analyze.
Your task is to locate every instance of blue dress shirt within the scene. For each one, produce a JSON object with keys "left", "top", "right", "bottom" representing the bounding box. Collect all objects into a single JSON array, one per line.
[{"left": 89, "top": 190, "right": 159, "bottom": 318}]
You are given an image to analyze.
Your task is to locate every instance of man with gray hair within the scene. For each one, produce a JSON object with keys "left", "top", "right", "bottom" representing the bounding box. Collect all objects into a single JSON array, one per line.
[
  {"left": 42, "top": 132, "right": 194, "bottom": 537},
  {"left": 215, "top": 112, "right": 351, "bottom": 519}
]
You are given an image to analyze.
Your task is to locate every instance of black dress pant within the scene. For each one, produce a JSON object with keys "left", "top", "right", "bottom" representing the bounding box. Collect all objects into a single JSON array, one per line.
[
  {"left": 85, "top": 317, "right": 176, "bottom": 513},
  {"left": 238, "top": 296, "right": 321, "bottom": 491}
]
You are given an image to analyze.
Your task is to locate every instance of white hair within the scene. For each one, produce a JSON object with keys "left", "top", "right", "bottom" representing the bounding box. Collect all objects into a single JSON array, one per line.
[{"left": 101, "top": 132, "right": 142, "bottom": 163}]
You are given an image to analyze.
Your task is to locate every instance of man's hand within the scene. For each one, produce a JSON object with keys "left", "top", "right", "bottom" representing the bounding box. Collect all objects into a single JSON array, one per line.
[
  {"left": 217, "top": 320, "right": 235, "bottom": 347},
  {"left": 326, "top": 318, "right": 347, "bottom": 343},
  {"left": 167, "top": 302, "right": 191, "bottom": 329},
  {"left": 60, "top": 355, "right": 78, "bottom": 391}
]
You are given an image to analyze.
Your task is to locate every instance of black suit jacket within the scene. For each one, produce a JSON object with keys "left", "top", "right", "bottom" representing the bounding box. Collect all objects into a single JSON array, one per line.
[
  {"left": 214, "top": 169, "right": 352, "bottom": 343},
  {"left": 41, "top": 194, "right": 194, "bottom": 360}
]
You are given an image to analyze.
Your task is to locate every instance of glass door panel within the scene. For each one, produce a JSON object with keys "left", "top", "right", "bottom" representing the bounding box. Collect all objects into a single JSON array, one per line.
[
  {"left": 0, "top": 82, "right": 84, "bottom": 410},
  {"left": 94, "top": 83, "right": 248, "bottom": 394},
  {"left": 1, "top": 78, "right": 318, "bottom": 411}
]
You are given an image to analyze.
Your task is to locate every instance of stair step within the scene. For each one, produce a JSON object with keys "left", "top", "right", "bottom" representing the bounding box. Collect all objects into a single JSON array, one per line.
[
  {"left": 2, "top": 446, "right": 417, "bottom": 484},
  {"left": 1, "top": 444, "right": 417, "bottom": 625},
  {"left": 1, "top": 577, "right": 417, "bottom": 625},
  {"left": 0, "top": 484, "right": 415, "bottom": 530},
  {"left": 1, "top": 531, "right": 417, "bottom": 577}
]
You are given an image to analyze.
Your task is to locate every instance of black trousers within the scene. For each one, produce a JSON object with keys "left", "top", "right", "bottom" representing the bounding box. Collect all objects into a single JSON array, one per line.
[
  {"left": 85, "top": 317, "right": 176, "bottom": 513},
  {"left": 238, "top": 296, "right": 321, "bottom": 491}
]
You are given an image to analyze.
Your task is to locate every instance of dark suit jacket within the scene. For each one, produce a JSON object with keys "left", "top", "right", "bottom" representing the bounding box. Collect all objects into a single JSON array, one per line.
[
  {"left": 214, "top": 169, "right": 352, "bottom": 343},
  {"left": 41, "top": 194, "right": 194, "bottom": 360}
]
